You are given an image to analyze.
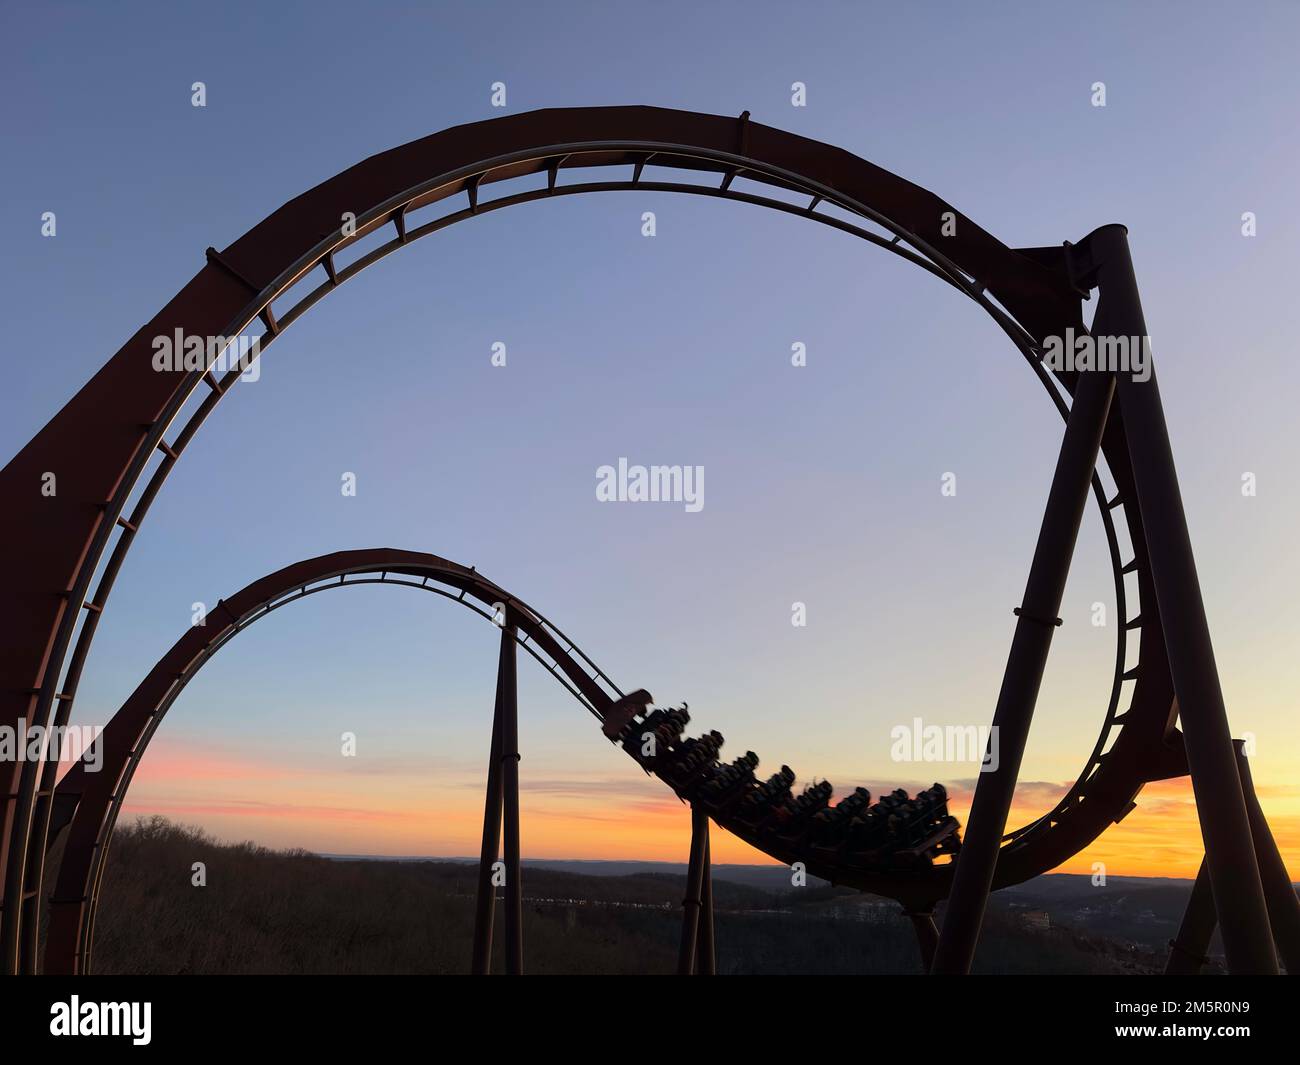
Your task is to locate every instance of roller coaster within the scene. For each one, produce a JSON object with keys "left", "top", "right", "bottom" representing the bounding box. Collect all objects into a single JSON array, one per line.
[{"left": 1, "top": 106, "right": 1296, "bottom": 976}]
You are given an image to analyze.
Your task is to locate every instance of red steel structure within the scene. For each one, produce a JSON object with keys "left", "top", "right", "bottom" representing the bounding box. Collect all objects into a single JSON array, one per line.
[
  {"left": 43, "top": 549, "right": 625, "bottom": 975},
  {"left": 1, "top": 106, "right": 1296, "bottom": 975}
]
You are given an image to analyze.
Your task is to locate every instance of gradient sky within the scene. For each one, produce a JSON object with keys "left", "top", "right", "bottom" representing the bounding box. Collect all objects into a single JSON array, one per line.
[{"left": 2, "top": 1, "right": 1298, "bottom": 878}]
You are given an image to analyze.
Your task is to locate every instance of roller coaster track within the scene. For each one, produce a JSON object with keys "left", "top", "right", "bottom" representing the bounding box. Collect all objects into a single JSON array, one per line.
[
  {"left": 2, "top": 106, "right": 1295, "bottom": 976},
  {"left": 43, "top": 550, "right": 619, "bottom": 973},
  {"left": 42, "top": 547, "right": 960, "bottom": 974}
]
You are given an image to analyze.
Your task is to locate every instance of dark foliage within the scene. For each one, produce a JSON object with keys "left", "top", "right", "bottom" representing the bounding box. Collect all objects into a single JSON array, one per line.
[{"left": 84, "top": 817, "right": 1163, "bottom": 975}]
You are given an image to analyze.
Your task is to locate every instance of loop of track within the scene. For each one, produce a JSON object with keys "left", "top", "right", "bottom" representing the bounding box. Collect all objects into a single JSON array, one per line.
[{"left": 3, "top": 108, "right": 1182, "bottom": 973}]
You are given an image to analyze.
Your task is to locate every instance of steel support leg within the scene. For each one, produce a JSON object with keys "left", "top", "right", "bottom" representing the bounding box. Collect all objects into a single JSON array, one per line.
[
  {"left": 678, "top": 804, "right": 709, "bottom": 975},
  {"left": 1095, "top": 224, "right": 1276, "bottom": 974},
  {"left": 931, "top": 365, "right": 1116, "bottom": 974},
  {"left": 470, "top": 672, "right": 505, "bottom": 975},
  {"left": 498, "top": 621, "right": 523, "bottom": 975},
  {"left": 1237, "top": 745, "right": 1300, "bottom": 973},
  {"left": 906, "top": 907, "right": 940, "bottom": 973},
  {"left": 1166, "top": 858, "right": 1216, "bottom": 974},
  {"left": 1159, "top": 756, "right": 1297, "bottom": 978},
  {"left": 696, "top": 829, "right": 716, "bottom": 975}
]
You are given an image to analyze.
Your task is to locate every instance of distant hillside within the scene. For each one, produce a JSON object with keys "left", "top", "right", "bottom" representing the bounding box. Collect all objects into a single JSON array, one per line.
[
  {"left": 66, "top": 817, "right": 1194, "bottom": 975},
  {"left": 316, "top": 856, "right": 1214, "bottom": 952},
  {"left": 321, "top": 854, "right": 833, "bottom": 892}
]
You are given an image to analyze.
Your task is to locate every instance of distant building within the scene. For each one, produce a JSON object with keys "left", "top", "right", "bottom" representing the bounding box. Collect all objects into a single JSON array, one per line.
[{"left": 1019, "top": 910, "right": 1051, "bottom": 932}]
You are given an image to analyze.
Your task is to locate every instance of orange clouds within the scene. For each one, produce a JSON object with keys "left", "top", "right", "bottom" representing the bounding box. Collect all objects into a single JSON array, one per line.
[{"left": 115, "top": 737, "right": 1300, "bottom": 879}]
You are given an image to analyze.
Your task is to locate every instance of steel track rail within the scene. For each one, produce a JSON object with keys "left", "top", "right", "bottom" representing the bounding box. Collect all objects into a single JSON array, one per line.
[
  {"left": 43, "top": 549, "right": 625, "bottom": 973},
  {"left": 1, "top": 108, "right": 1170, "bottom": 973}
]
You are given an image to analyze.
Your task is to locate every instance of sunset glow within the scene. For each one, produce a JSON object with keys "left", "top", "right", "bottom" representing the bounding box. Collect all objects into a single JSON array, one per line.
[{"left": 117, "top": 737, "right": 1300, "bottom": 878}]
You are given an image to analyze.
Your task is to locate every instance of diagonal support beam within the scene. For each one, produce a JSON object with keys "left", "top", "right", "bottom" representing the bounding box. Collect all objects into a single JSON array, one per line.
[
  {"left": 1166, "top": 857, "right": 1216, "bottom": 974},
  {"left": 678, "top": 804, "right": 710, "bottom": 974},
  {"left": 1095, "top": 224, "right": 1276, "bottom": 974},
  {"left": 497, "top": 619, "right": 523, "bottom": 975},
  {"left": 1236, "top": 745, "right": 1299, "bottom": 973},
  {"left": 696, "top": 828, "right": 716, "bottom": 975},
  {"left": 905, "top": 906, "right": 940, "bottom": 972},
  {"left": 932, "top": 365, "right": 1116, "bottom": 974},
  {"left": 1166, "top": 748, "right": 1299, "bottom": 974},
  {"left": 470, "top": 666, "right": 505, "bottom": 975}
]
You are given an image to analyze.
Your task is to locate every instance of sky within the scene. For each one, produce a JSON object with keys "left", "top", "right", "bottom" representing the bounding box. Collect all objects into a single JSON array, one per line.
[{"left": 2, "top": 1, "right": 1298, "bottom": 879}]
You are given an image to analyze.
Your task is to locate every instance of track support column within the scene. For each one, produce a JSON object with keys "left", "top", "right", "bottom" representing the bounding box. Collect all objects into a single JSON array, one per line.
[
  {"left": 931, "top": 364, "right": 1116, "bottom": 974},
  {"left": 905, "top": 906, "right": 940, "bottom": 973},
  {"left": 1166, "top": 858, "right": 1216, "bottom": 974},
  {"left": 470, "top": 667, "right": 505, "bottom": 975},
  {"left": 678, "top": 804, "right": 711, "bottom": 975},
  {"left": 1094, "top": 224, "right": 1276, "bottom": 974},
  {"left": 696, "top": 828, "right": 716, "bottom": 975},
  {"left": 1170, "top": 748, "right": 1300, "bottom": 974},
  {"left": 497, "top": 619, "right": 523, "bottom": 975},
  {"left": 1237, "top": 745, "right": 1300, "bottom": 972}
]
